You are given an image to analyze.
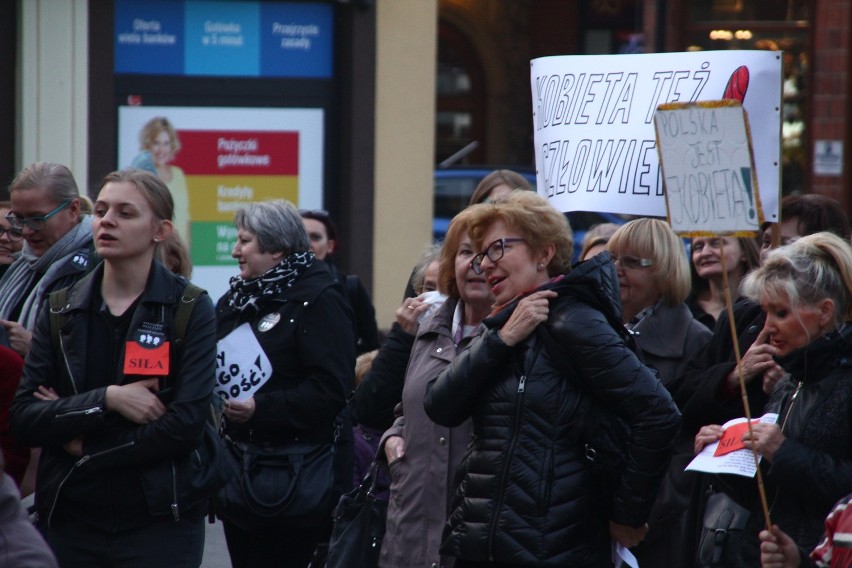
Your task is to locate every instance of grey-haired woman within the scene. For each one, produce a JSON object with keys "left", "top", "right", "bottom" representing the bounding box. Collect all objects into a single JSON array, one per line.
[{"left": 215, "top": 200, "right": 355, "bottom": 568}]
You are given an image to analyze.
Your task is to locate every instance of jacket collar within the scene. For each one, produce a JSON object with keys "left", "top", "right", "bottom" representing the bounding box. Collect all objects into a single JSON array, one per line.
[
  {"left": 484, "top": 251, "right": 623, "bottom": 331},
  {"left": 633, "top": 302, "right": 696, "bottom": 358},
  {"left": 65, "top": 260, "right": 179, "bottom": 312},
  {"left": 416, "top": 296, "right": 457, "bottom": 337},
  {"left": 776, "top": 322, "right": 852, "bottom": 383}
]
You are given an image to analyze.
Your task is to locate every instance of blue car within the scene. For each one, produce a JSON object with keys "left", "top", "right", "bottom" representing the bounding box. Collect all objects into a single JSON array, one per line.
[{"left": 433, "top": 167, "right": 627, "bottom": 260}]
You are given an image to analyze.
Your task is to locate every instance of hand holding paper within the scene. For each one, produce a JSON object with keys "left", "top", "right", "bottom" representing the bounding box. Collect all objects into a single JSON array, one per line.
[{"left": 687, "top": 414, "right": 779, "bottom": 477}]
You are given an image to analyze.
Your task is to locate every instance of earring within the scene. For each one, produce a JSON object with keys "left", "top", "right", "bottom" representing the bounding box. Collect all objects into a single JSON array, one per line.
[
  {"left": 153, "top": 238, "right": 160, "bottom": 243},
  {"left": 537, "top": 263, "right": 544, "bottom": 270}
]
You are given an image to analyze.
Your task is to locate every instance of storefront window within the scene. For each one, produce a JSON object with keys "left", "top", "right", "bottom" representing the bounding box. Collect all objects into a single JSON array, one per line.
[
  {"left": 684, "top": 2, "right": 809, "bottom": 194},
  {"left": 436, "top": 21, "right": 484, "bottom": 165}
]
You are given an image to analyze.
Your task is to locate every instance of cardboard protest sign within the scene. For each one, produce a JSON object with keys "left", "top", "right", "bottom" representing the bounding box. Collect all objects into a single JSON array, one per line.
[
  {"left": 530, "top": 50, "right": 781, "bottom": 220},
  {"left": 655, "top": 100, "right": 764, "bottom": 236}
]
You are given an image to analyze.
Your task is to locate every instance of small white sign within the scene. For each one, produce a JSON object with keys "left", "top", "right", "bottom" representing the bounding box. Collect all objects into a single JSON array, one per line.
[
  {"left": 655, "top": 101, "right": 763, "bottom": 236},
  {"left": 814, "top": 140, "right": 844, "bottom": 176},
  {"left": 685, "top": 413, "right": 778, "bottom": 478},
  {"left": 214, "top": 323, "right": 273, "bottom": 402}
]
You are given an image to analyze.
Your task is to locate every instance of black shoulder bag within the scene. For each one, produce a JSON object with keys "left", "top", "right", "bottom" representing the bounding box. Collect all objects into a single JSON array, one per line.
[{"left": 326, "top": 451, "right": 388, "bottom": 568}]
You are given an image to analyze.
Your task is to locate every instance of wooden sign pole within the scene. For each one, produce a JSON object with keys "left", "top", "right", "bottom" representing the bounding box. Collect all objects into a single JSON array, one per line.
[{"left": 719, "top": 245, "right": 772, "bottom": 530}]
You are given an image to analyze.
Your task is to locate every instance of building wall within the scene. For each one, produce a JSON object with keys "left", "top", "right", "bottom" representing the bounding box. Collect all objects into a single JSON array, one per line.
[
  {"left": 17, "top": 0, "right": 89, "bottom": 191},
  {"left": 811, "top": 0, "right": 852, "bottom": 212},
  {"left": 373, "top": 0, "right": 438, "bottom": 326}
]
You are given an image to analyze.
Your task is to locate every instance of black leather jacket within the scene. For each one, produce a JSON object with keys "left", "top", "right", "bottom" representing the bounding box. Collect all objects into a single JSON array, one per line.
[
  {"left": 10, "top": 262, "right": 217, "bottom": 528},
  {"left": 425, "top": 253, "right": 681, "bottom": 566}
]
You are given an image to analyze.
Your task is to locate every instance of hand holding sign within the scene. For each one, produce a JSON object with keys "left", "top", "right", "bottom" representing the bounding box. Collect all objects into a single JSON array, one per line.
[{"left": 215, "top": 323, "right": 273, "bottom": 402}]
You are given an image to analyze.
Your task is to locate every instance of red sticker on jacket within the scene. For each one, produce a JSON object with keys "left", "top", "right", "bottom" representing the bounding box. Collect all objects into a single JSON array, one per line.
[
  {"left": 714, "top": 420, "right": 758, "bottom": 457},
  {"left": 124, "top": 340, "right": 170, "bottom": 376}
]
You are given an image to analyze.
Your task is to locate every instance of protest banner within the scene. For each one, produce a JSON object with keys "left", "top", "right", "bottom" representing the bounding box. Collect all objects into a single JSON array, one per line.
[
  {"left": 530, "top": 50, "right": 782, "bottom": 220},
  {"left": 654, "top": 100, "right": 764, "bottom": 236}
]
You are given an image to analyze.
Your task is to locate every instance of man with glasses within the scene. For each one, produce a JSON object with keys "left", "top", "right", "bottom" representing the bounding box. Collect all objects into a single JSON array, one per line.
[
  {"left": 0, "top": 162, "right": 94, "bottom": 357},
  {"left": 0, "top": 201, "right": 24, "bottom": 277}
]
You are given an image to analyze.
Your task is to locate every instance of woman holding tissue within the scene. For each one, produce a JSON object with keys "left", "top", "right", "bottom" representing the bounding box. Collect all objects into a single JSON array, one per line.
[
  {"left": 693, "top": 232, "right": 852, "bottom": 566},
  {"left": 378, "top": 207, "right": 494, "bottom": 568},
  {"left": 424, "top": 191, "right": 681, "bottom": 567},
  {"left": 215, "top": 200, "right": 355, "bottom": 568},
  {"left": 10, "top": 169, "right": 218, "bottom": 566}
]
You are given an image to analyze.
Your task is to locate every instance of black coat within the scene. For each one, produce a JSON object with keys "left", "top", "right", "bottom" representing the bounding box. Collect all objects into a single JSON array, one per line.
[
  {"left": 216, "top": 261, "right": 355, "bottom": 446},
  {"left": 673, "top": 298, "right": 769, "bottom": 433},
  {"left": 708, "top": 323, "right": 852, "bottom": 565},
  {"left": 424, "top": 254, "right": 681, "bottom": 566},
  {"left": 10, "top": 262, "right": 217, "bottom": 528},
  {"left": 350, "top": 321, "right": 415, "bottom": 431}
]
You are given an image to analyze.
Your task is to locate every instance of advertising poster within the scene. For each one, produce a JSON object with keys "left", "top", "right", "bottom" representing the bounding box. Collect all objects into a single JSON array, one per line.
[
  {"left": 530, "top": 50, "right": 782, "bottom": 221},
  {"left": 118, "top": 105, "right": 324, "bottom": 300},
  {"left": 114, "top": 0, "right": 334, "bottom": 78}
]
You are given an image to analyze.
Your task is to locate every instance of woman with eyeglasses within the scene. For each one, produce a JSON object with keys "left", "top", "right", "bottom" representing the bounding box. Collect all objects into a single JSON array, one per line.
[
  {"left": 0, "top": 163, "right": 94, "bottom": 358},
  {"left": 424, "top": 191, "right": 681, "bottom": 567},
  {"left": 377, "top": 207, "right": 493, "bottom": 568},
  {"left": 0, "top": 201, "right": 23, "bottom": 273},
  {"left": 606, "top": 219, "right": 712, "bottom": 567}
]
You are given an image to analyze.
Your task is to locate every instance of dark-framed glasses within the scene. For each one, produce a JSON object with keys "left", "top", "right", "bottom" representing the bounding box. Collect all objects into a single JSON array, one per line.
[
  {"left": 6, "top": 200, "right": 71, "bottom": 231},
  {"left": 471, "top": 237, "right": 526, "bottom": 275},
  {"left": 612, "top": 254, "right": 654, "bottom": 270},
  {"left": 0, "top": 226, "right": 23, "bottom": 241}
]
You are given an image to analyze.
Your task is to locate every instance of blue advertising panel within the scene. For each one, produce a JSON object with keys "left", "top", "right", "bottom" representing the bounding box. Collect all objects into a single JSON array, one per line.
[
  {"left": 184, "top": 1, "right": 260, "bottom": 76},
  {"left": 114, "top": 0, "right": 184, "bottom": 75},
  {"left": 260, "top": 2, "right": 333, "bottom": 78},
  {"left": 114, "top": 0, "right": 334, "bottom": 78}
]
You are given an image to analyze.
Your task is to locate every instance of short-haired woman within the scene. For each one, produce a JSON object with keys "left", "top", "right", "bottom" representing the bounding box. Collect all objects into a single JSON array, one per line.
[
  {"left": 216, "top": 200, "right": 355, "bottom": 568},
  {"left": 137, "top": 117, "right": 189, "bottom": 241},
  {"left": 378, "top": 207, "right": 493, "bottom": 568},
  {"left": 11, "top": 169, "right": 218, "bottom": 566},
  {"left": 425, "top": 191, "right": 681, "bottom": 566},
  {"left": 607, "top": 218, "right": 712, "bottom": 566}
]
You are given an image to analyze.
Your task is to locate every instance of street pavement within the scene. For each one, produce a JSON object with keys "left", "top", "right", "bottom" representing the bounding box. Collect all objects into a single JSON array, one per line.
[{"left": 203, "top": 519, "right": 231, "bottom": 567}]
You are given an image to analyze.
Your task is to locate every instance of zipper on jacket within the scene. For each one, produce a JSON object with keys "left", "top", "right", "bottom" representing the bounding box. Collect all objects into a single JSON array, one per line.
[
  {"left": 171, "top": 459, "right": 180, "bottom": 521},
  {"left": 47, "top": 440, "right": 136, "bottom": 526},
  {"left": 779, "top": 381, "right": 803, "bottom": 433},
  {"left": 59, "top": 333, "right": 80, "bottom": 395},
  {"left": 53, "top": 406, "right": 104, "bottom": 419},
  {"left": 769, "top": 380, "right": 803, "bottom": 516},
  {"left": 487, "top": 374, "right": 528, "bottom": 561}
]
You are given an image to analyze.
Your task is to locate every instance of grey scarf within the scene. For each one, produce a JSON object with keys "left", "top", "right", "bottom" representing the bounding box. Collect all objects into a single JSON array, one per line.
[{"left": 0, "top": 216, "right": 93, "bottom": 329}]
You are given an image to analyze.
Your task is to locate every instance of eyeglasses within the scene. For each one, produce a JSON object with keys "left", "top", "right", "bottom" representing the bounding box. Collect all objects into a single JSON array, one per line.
[
  {"left": 612, "top": 254, "right": 654, "bottom": 270},
  {"left": 6, "top": 200, "right": 71, "bottom": 231},
  {"left": 0, "top": 227, "right": 22, "bottom": 241},
  {"left": 471, "top": 237, "right": 526, "bottom": 274}
]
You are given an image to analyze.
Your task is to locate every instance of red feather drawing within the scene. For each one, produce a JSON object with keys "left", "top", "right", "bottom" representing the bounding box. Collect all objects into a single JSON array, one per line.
[{"left": 723, "top": 65, "right": 750, "bottom": 102}]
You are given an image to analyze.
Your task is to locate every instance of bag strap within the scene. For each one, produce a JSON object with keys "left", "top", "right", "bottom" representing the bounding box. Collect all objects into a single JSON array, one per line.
[
  {"left": 173, "top": 283, "right": 204, "bottom": 349},
  {"left": 344, "top": 274, "right": 359, "bottom": 305}
]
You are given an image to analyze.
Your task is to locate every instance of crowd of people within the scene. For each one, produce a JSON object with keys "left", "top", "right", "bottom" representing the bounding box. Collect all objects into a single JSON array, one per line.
[{"left": 0, "top": 160, "right": 851, "bottom": 568}]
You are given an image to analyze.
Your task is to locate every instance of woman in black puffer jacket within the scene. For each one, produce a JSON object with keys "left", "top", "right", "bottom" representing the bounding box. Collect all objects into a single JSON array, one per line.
[{"left": 424, "top": 191, "right": 681, "bottom": 567}]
